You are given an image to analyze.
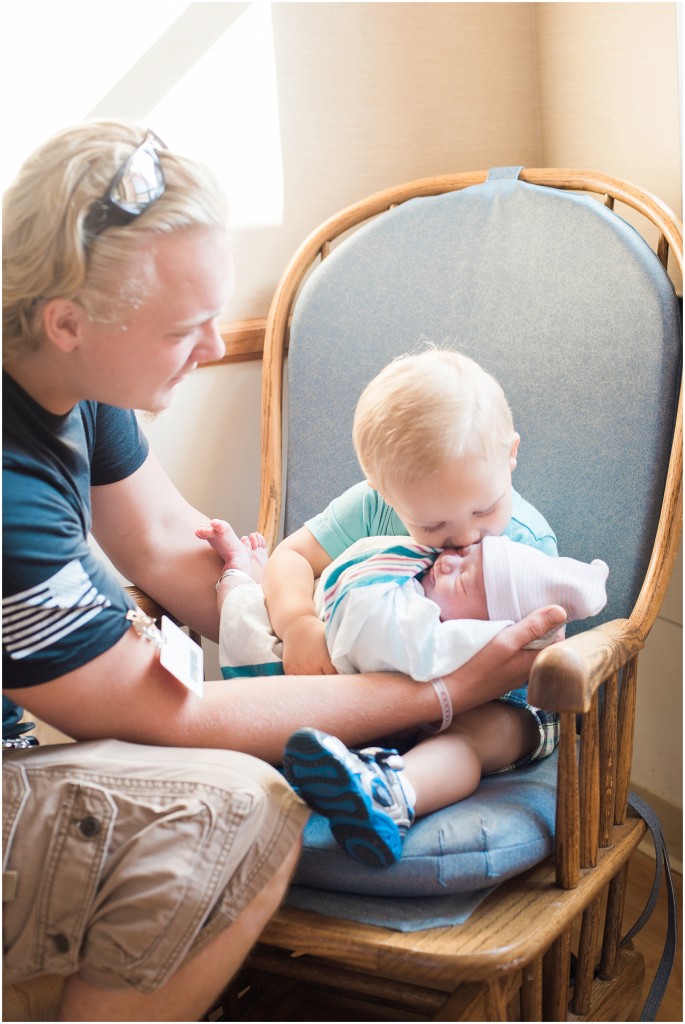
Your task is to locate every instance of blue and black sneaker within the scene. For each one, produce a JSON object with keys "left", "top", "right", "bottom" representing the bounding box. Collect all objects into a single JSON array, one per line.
[{"left": 282, "top": 727, "right": 415, "bottom": 867}]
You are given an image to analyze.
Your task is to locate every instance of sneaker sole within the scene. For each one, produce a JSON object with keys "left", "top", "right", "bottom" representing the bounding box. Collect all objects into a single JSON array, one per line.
[{"left": 283, "top": 730, "right": 402, "bottom": 867}]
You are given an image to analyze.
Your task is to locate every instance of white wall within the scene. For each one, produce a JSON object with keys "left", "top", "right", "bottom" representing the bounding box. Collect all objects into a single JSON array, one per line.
[{"left": 537, "top": 1, "right": 682, "bottom": 291}]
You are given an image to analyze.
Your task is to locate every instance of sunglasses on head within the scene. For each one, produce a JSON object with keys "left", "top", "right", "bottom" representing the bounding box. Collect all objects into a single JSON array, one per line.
[{"left": 83, "top": 131, "right": 167, "bottom": 237}]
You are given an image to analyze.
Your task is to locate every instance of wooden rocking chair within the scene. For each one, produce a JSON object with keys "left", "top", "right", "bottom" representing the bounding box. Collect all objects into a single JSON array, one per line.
[{"left": 237, "top": 168, "right": 682, "bottom": 1021}]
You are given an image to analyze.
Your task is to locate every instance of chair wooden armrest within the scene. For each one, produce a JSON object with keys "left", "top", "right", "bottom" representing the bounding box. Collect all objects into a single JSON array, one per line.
[
  {"left": 124, "top": 586, "right": 203, "bottom": 648},
  {"left": 528, "top": 618, "right": 645, "bottom": 713},
  {"left": 124, "top": 585, "right": 168, "bottom": 622}
]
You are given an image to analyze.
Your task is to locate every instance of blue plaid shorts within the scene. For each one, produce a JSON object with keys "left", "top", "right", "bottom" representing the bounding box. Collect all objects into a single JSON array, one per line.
[{"left": 491, "top": 688, "right": 560, "bottom": 773}]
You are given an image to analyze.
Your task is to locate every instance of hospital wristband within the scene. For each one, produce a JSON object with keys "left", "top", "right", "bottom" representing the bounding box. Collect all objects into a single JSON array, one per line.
[
  {"left": 215, "top": 568, "right": 254, "bottom": 591},
  {"left": 424, "top": 677, "right": 453, "bottom": 734}
]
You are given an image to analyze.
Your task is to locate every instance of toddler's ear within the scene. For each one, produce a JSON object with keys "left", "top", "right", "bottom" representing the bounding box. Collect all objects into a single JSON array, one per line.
[{"left": 509, "top": 433, "right": 521, "bottom": 470}]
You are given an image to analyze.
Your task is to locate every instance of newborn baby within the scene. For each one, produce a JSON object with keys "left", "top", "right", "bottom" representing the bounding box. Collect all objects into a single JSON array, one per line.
[{"left": 321, "top": 534, "right": 608, "bottom": 678}]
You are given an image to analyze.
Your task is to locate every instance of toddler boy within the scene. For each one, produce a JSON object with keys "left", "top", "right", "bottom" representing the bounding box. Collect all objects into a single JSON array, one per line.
[{"left": 200, "top": 348, "right": 583, "bottom": 866}]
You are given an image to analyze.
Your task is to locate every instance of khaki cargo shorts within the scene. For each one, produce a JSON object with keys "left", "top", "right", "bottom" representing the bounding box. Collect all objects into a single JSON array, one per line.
[{"left": 3, "top": 739, "right": 308, "bottom": 993}]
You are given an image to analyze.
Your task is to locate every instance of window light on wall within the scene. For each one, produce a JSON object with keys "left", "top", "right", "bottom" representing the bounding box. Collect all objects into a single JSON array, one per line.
[{"left": 1, "top": 1, "right": 284, "bottom": 228}]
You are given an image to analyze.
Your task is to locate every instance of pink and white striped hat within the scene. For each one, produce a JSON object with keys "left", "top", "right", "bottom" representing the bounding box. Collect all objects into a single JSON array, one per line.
[{"left": 482, "top": 535, "right": 608, "bottom": 626}]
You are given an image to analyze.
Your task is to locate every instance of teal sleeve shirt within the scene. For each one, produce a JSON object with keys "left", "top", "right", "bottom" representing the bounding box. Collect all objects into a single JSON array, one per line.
[{"left": 305, "top": 481, "right": 558, "bottom": 559}]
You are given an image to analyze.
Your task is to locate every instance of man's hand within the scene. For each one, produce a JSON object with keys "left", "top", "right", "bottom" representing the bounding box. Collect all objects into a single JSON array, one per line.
[
  {"left": 442, "top": 605, "right": 568, "bottom": 714},
  {"left": 282, "top": 616, "right": 337, "bottom": 675}
]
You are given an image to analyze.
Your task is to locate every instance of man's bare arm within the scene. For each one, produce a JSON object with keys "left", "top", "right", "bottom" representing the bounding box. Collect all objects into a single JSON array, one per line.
[
  {"left": 4, "top": 605, "right": 566, "bottom": 765},
  {"left": 90, "top": 451, "right": 224, "bottom": 641}
]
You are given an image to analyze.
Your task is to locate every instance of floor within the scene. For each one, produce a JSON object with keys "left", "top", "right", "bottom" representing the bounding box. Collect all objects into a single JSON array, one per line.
[
  {"left": 223, "top": 850, "right": 682, "bottom": 1022},
  {"left": 623, "top": 847, "right": 682, "bottom": 1023}
]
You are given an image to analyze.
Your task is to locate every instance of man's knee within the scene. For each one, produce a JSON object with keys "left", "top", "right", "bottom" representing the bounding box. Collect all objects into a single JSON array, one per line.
[{"left": 3, "top": 740, "right": 308, "bottom": 995}]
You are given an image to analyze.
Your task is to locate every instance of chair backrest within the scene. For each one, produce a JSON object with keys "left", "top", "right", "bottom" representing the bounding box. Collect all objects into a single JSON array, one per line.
[{"left": 262, "top": 169, "right": 682, "bottom": 638}]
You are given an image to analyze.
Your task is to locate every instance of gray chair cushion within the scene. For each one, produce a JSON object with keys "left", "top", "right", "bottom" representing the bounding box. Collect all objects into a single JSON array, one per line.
[{"left": 292, "top": 748, "right": 557, "bottom": 897}]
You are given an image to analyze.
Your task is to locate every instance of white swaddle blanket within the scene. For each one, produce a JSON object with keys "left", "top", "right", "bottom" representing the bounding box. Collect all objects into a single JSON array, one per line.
[
  {"left": 219, "top": 536, "right": 508, "bottom": 679},
  {"left": 318, "top": 537, "right": 508, "bottom": 678}
]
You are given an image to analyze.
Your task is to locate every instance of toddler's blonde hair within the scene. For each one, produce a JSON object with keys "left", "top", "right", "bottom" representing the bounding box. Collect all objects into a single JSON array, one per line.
[{"left": 353, "top": 349, "right": 516, "bottom": 491}]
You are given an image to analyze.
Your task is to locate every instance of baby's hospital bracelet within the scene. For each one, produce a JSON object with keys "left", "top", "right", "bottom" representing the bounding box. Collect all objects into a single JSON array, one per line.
[
  {"left": 424, "top": 677, "right": 454, "bottom": 734},
  {"left": 215, "top": 568, "right": 254, "bottom": 591}
]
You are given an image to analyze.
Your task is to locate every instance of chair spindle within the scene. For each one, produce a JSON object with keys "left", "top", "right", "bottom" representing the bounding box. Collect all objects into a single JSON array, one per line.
[
  {"left": 615, "top": 656, "right": 638, "bottom": 825},
  {"left": 520, "top": 958, "right": 543, "bottom": 1021},
  {"left": 579, "top": 691, "right": 600, "bottom": 869},
  {"left": 542, "top": 927, "right": 572, "bottom": 1021},
  {"left": 571, "top": 895, "right": 603, "bottom": 1014},
  {"left": 556, "top": 712, "right": 580, "bottom": 888},
  {"left": 599, "top": 672, "right": 619, "bottom": 847},
  {"left": 600, "top": 862, "right": 630, "bottom": 980}
]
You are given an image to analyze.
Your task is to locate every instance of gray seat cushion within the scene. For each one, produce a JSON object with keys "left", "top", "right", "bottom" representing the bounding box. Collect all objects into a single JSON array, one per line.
[{"left": 292, "top": 748, "right": 557, "bottom": 896}]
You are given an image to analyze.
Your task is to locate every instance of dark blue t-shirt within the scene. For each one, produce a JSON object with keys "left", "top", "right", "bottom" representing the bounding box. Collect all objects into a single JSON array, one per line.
[{"left": 2, "top": 372, "right": 149, "bottom": 692}]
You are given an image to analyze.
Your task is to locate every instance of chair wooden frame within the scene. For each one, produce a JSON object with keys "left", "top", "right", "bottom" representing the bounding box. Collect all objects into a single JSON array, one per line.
[{"left": 244, "top": 171, "right": 683, "bottom": 1021}]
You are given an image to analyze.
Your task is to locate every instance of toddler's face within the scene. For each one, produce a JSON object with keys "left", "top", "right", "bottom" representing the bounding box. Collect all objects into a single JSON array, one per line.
[
  {"left": 377, "top": 444, "right": 518, "bottom": 551},
  {"left": 421, "top": 544, "right": 488, "bottom": 621}
]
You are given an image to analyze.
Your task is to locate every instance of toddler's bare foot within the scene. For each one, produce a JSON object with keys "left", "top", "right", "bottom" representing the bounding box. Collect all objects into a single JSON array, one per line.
[{"left": 196, "top": 519, "right": 268, "bottom": 582}]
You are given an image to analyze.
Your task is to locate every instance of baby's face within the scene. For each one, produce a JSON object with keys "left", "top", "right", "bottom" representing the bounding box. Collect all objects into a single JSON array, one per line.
[{"left": 421, "top": 544, "right": 488, "bottom": 621}]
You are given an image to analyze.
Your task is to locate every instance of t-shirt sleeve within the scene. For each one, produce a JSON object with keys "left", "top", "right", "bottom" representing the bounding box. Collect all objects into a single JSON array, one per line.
[
  {"left": 2, "top": 404, "right": 147, "bottom": 690},
  {"left": 305, "top": 481, "right": 406, "bottom": 559},
  {"left": 2, "top": 471, "right": 136, "bottom": 688},
  {"left": 89, "top": 404, "right": 149, "bottom": 485},
  {"left": 507, "top": 490, "right": 558, "bottom": 557}
]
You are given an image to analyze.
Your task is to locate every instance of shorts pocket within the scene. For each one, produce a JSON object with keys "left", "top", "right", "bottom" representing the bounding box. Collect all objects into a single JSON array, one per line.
[
  {"left": 83, "top": 788, "right": 255, "bottom": 989},
  {"left": 40, "top": 783, "right": 116, "bottom": 974},
  {"left": 3, "top": 773, "right": 116, "bottom": 980}
]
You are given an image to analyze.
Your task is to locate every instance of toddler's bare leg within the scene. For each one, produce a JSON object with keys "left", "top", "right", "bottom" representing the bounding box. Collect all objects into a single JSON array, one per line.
[{"left": 402, "top": 702, "right": 540, "bottom": 816}]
